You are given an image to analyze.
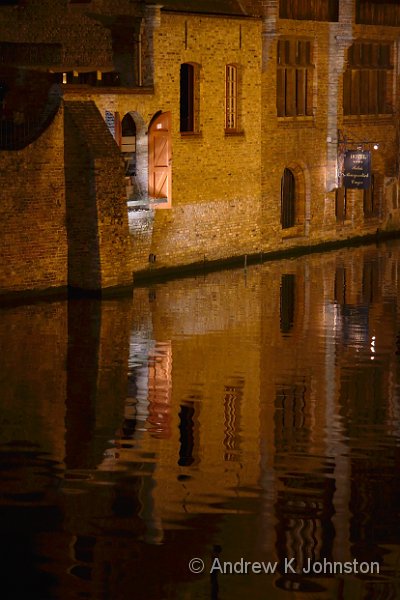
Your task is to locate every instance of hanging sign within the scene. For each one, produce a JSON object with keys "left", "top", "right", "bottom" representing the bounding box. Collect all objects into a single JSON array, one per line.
[{"left": 343, "top": 150, "right": 371, "bottom": 189}]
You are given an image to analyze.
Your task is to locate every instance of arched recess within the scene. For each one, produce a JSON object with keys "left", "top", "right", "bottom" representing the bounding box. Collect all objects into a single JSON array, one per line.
[
  {"left": 280, "top": 162, "right": 310, "bottom": 234},
  {"left": 121, "top": 110, "right": 148, "bottom": 201}
]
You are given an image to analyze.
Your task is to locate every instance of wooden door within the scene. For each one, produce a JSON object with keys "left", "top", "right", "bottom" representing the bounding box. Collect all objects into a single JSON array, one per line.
[{"left": 148, "top": 111, "right": 171, "bottom": 202}]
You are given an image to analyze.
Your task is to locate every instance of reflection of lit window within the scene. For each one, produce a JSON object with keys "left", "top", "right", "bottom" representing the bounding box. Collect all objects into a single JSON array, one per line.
[
  {"left": 147, "top": 342, "right": 172, "bottom": 439},
  {"left": 223, "top": 380, "right": 243, "bottom": 461}
]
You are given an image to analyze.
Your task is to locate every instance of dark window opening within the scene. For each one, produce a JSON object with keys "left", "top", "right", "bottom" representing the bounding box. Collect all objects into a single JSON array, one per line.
[
  {"left": 356, "top": 0, "right": 400, "bottom": 26},
  {"left": 335, "top": 187, "right": 347, "bottom": 222},
  {"left": 280, "top": 0, "right": 338, "bottom": 22},
  {"left": 180, "top": 63, "right": 194, "bottom": 132},
  {"left": 281, "top": 168, "right": 296, "bottom": 229},
  {"left": 344, "top": 42, "right": 392, "bottom": 115},
  {"left": 121, "top": 113, "right": 136, "bottom": 177},
  {"left": 280, "top": 274, "right": 296, "bottom": 333},
  {"left": 277, "top": 40, "right": 313, "bottom": 117},
  {"left": 363, "top": 174, "right": 379, "bottom": 217},
  {"left": 121, "top": 113, "right": 136, "bottom": 137}
]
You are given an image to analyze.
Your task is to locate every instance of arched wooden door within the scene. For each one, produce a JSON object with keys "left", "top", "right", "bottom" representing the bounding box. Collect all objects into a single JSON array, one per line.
[{"left": 148, "top": 111, "right": 171, "bottom": 203}]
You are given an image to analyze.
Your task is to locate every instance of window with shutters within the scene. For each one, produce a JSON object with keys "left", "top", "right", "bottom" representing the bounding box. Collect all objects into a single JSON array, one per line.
[
  {"left": 363, "top": 174, "right": 380, "bottom": 218},
  {"left": 356, "top": 0, "right": 400, "bottom": 26},
  {"left": 335, "top": 187, "right": 347, "bottom": 222},
  {"left": 277, "top": 39, "right": 313, "bottom": 117},
  {"left": 225, "top": 64, "right": 238, "bottom": 131},
  {"left": 343, "top": 42, "right": 392, "bottom": 115},
  {"left": 280, "top": 0, "right": 338, "bottom": 21}
]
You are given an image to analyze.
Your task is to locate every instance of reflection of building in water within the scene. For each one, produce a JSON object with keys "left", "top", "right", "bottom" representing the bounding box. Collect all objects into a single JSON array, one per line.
[
  {"left": 223, "top": 379, "right": 243, "bottom": 462},
  {"left": 147, "top": 342, "right": 172, "bottom": 439},
  {"left": 22, "top": 243, "right": 399, "bottom": 600}
]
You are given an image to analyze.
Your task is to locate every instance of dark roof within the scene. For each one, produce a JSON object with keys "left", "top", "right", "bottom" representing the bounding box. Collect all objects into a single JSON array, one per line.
[{"left": 148, "top": 0, "right": 255, "bottom": 17}]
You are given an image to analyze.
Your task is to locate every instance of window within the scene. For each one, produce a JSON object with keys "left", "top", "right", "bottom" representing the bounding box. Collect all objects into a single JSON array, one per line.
[
  {"left": 335, "top": 187, "right": 347, "bottom": 222},
  {"left": 121, "top": 113, "right": 136, "bottom": 177},
  {"left": 356, "top": 0, "right": 400, "bottom": 27},
  {"left": 277, "top": 39, "right": 313, "bottom": 117},
  {"left": 280, "top": 0, "right": 338, "bottom": 21},
  {"left": 180, "top": 63, "right": 196, "bottom": 133},
  {"left": 225, "top": 64, "right": 238, "bottom": 131},
  {"left": 363, "top": 174, "right": 380, "bottom": 217},
  {"left": 343, "top": 42, "right": 392, "bottom": 115},
  {"left": 281, "top": 168, "right": 296, "bottom": 228}
]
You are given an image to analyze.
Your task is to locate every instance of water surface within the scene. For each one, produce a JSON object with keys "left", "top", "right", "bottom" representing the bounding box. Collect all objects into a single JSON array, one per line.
[{"left": 1, "top": 242, "right": 400, "bottom": 599}]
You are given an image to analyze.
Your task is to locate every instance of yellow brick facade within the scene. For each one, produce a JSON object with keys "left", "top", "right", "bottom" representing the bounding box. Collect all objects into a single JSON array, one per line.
[{"left": 1, "top": 0, "right": 400, "bottom": 294}]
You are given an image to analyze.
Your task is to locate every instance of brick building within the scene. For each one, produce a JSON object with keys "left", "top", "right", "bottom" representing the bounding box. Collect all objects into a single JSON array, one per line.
[{"left": 0, "top": 0, "right": 399, "bottom": 295}]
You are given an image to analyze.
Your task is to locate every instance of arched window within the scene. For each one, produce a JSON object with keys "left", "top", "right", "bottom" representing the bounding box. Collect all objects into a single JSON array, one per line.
[
  {"left": 121, "top": 113, "right": 136, "bottom": 138},
  {"left": 281, "top": 168, "right": 296, "bottom": 228},
  {"left": 121, "top": 113, "right": 137, "bottom": 177},
  {"left": 180, "top": 63, "right": 196, "bottom": 132}
]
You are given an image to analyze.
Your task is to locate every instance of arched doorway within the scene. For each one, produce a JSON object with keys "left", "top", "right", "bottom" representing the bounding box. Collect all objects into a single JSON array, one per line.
[
  {"left": 148, "top": 111, "right": 172, "bottom": 206},
  {"left": 120, "top": 111, "right": 147, "bottom": 202},
  {"left": 121, "top": 113, "right": 136, "bottom": 176}
]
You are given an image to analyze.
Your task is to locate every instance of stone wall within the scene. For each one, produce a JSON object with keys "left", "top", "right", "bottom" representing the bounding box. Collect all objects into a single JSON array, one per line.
[
  {"left": 0, "top": 106, "right": 67, "bottom": 295},
  {"left": 64, "top": 100, "right": 133, "bottom": 290}
]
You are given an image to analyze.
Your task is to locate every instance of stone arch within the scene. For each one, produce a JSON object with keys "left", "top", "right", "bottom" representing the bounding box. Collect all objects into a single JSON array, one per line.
[{"left": 122, "top": 110, "right": 148, "bottom": 201}]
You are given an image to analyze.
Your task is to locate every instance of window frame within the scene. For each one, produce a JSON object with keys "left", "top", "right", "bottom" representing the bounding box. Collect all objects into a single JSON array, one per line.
[
  {"left": 343, "top": 41, "right": 393, "bottom": 116},
  {"left": 225, "top": 64, "right": 238, "bottom": 132},
  {"left": 180, "top": 62, "right": 200, "bottom": 134},
  {"left": 277, "top": 38, "right": 314, "bottom": 117}
]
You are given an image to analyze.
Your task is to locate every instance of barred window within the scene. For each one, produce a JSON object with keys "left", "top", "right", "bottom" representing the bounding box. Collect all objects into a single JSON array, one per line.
[
  {"left": 225, "top": 64, "right": 238, "bottom": 131},
  {"left": 277, "top": 39, "right": 313, "bottom": 117},
  {"left": 343, "top": 42, "right": 392, "bottom": 115}
]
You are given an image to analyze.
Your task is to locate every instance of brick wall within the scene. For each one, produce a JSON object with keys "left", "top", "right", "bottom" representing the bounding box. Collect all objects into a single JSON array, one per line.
[
  {"left": 0, "top": 106, "right": 67, "bottom": 295},
  {"left": 64, "top": 100, "right": 132, "bottom": 290},
  {"left": 70, "top": 11, "right": 263, "bottom": 273}
]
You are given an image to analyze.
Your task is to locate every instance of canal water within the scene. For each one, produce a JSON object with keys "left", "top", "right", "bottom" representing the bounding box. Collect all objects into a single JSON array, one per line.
[{"left": 1, "top": 241, "right": 400, "bottom": 599}]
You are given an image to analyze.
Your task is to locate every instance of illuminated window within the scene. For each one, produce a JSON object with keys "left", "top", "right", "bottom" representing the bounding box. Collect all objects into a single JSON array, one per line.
[
  {"left": 225, "top": 64, "right": 238, "bottom": 131},
  {"left": 281, "top": 168, "right": 296, "bottom": 228},
  {"left": 343, "top": 42, "right": 392, "bottom": 115},
  {"left": 277, "top": 39, "right": 313, "bottom": 117},
  {"left": 180, "top": 63, "right": 199, "bottom": 133}
]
